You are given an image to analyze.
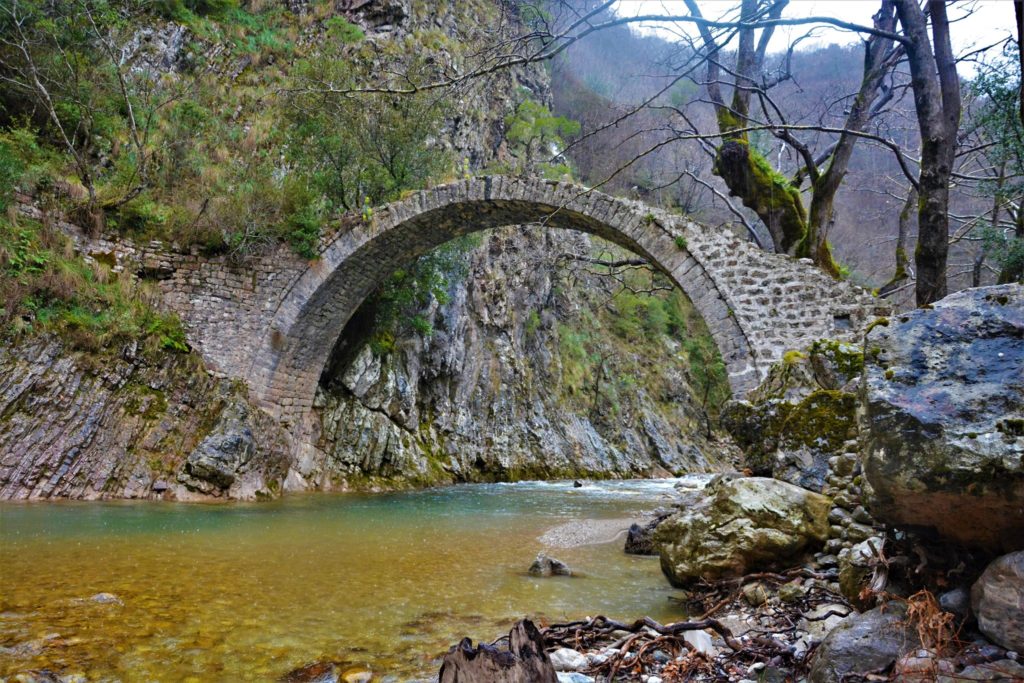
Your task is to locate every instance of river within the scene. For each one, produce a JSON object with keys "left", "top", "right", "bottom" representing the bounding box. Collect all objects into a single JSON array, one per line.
[{"left": 0, "top": 479, "right": 694, "bottom": 681}]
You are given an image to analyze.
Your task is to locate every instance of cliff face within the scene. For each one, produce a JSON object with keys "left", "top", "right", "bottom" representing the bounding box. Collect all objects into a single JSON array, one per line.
[
  {"left": 0, "top": 0, "right": 735, "bottom": 500},
  {"left": 307, "top": 225, "right": 734, "bottom": 490},
  {"left": 0, "top": 337, "right": 291, "bottom": 500}
]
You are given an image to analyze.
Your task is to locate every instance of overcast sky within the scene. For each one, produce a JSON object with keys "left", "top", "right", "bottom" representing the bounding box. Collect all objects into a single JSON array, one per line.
[{"left": 611, "top": 1, "right": 1015, "bottom": 70}]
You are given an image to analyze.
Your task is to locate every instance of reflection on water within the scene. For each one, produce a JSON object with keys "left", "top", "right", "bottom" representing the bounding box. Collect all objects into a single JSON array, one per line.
[{"left": 0, "top": 480, "right": 687, "bottom": 681}]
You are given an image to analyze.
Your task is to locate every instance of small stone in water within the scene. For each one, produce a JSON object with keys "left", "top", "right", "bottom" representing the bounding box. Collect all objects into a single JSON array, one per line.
[
  {"left": 528, "top": 552, "right": 572, "bottom": 577},
  {"left": 90, "top": 593, "right": 123, "bottom": 605},
  {"left": 341, "top": 668, "right": 373, "bottom": 683}
]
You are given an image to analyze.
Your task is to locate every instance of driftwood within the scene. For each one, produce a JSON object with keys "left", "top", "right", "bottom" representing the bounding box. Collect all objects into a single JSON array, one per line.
[{"left": 438, "top": 619, "right": 557, "bottom": 683}]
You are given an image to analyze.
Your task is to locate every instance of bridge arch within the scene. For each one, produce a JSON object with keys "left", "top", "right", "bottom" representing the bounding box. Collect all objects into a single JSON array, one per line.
[{"left": 246, "top": 176, "right": 876, "bottom": 426}]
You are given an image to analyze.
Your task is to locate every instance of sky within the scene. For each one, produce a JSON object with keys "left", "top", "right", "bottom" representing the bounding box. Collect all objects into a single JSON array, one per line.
[{"left": 611, "top": 1, "right": 1015, "bottom": 71}]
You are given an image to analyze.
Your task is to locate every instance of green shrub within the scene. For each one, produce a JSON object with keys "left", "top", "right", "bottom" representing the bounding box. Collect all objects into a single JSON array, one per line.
[
  {"left": 325, "top": 16, "right": 365, "bottom": 44},
  {"left": 0, "top": 141, "right": 24, "bottom": 212}
]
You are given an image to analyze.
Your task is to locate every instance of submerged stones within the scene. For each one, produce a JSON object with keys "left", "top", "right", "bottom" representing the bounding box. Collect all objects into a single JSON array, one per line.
[
  {"left": 653, "top": 475, "right": 830, "bottom": 586},
  {"left": 279, "top": 662, "right": 373, "bottom": 683},
  {"left": 862, "top": 284, "right": 1024, "bottom": 552}
]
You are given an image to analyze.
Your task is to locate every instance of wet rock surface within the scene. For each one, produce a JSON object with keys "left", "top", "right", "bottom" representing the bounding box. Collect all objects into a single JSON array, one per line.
[
  {"left": 653, "top": 475, "right": 830, "bottom": 586},
  {"left": 528, "top": 552, "right": 573, "bottom": 577},
  {"left": 0, "top": 337, "right": 289, "bottom": 500},
  {"left": 862, "top": 284, "right": 1024, "bottom": 551}
]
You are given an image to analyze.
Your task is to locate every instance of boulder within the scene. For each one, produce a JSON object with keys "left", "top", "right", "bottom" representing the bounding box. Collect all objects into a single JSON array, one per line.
[
  {"left": 720, "top": 339, "right": 861, "bottom": 492},
  {"left": 721, "top": 391, "right": 856, "bottom": 487},
  {"left": 528, "top": 553, "right": 572, "bottom": 577},
  {"left": 653, "top": 476, "right": 830, "bottom": 586},
  {"left": 182, "top": 400, "right": 255, "bottom": 491},
  {"left": 944, "top": 660, "right": 1024, "bottom": 682},
  {"left": 971, "top": 551, "right": 1024, "bottom": 653},
  {"left": 862, "top": 284, "right": 1024, "bottom": 552},
  {"left": 807, "top": 602, "right": 920, "bottom": 683}
]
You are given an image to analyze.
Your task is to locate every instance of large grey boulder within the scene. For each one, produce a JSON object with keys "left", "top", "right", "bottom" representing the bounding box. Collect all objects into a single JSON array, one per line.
[
  {"left": 971, "top": 550, "right": 1024, "bottom": 653},
  {"left": 181, "top": 400, "right": 256, "bottom": 492},
  {"left": 653, "top": 475, "right": 830, "bottom": 586},
  {"left": 862, "top": 284, "right": 1024, "bottom": 552},
  {"left": 808, "top": 602, "right": 920, "bottom": 683}
]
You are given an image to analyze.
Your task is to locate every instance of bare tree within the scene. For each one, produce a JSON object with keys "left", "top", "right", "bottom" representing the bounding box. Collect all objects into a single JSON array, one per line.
[
  {"left": 683, "top": 0, "right": 900, "bottom": 275},
  {"left": 892, "top": 0, "right": 961, "bottom": 305}
]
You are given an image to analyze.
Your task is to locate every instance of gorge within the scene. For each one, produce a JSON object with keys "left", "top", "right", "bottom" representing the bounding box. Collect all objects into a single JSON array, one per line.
[{"left": 1, "top": 0, "right": 1022, "bottom": 681}]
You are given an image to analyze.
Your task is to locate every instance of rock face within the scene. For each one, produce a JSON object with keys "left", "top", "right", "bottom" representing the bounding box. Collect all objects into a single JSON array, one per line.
[
  {"left": 179, "top": 398, "right": 283, "bottom": 498},
  {"left": 528, "top": 553, "right": 572, "bottom": 577},
  {"left": 0, "top": 2, "right": 730, "bottom": 499},
  {"left": 971, "top": 551, "right": 1024, "bottom": 653},
  {"left": 0, "top": 338, "right": 288, "bottom": 500},
  {"left": 862, "top": 284, "right": 1024, "bottom": 551},
  {"left": 807, "top": 603, "right": 920, "bottom": 683},
  {"left": 721, "top": 339, "right": 862, "bottom": 491},
  {"left": 653, "top": 476, "right": 831, "bottom": 586},
  {"left": 310, "top": 227, "right": 732, "bottom": 488}
]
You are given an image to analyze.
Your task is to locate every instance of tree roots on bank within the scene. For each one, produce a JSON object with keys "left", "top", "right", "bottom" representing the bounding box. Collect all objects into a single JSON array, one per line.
[{"left": 520, "top": 567, "right": 851, "bottom": 681}]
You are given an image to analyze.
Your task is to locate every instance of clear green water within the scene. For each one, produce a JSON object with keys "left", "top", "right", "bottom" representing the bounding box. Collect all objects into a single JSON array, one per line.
[{"left": 0, "top": 480, "right": 687, "bottom": 681}]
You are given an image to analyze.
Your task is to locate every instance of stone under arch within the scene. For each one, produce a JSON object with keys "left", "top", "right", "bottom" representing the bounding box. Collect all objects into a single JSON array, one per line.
[{"left": 246, "top": 176, "right": 877, "bottom": 427}]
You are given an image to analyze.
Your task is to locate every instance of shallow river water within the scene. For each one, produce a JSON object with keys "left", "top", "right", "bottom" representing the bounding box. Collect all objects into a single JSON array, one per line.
[{"left": 0, "top": 479, "right": 691, "bottom": 681}]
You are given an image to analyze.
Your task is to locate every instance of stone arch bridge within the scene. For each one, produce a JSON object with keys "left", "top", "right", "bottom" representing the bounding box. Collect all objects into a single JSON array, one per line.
[{"left": 146, "top": 176, "right": 881, "bottom": 430}]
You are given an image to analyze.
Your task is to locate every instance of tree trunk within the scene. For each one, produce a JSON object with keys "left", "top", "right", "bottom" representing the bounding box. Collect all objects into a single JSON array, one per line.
[
  {"left": 804, "top": 0, "right": 897, "bottom": 275},
  {"left": 438, "top": 619, "right": 557, "bottom": 683},
  {"left": 894, "top": 0, "right": 961, "bottom": 306},
  {"left": 915, "top": 140, "right": 952, "bottom": 303},
  {"left": 1016, "top": 0, "right": 1023, "bottom": 125},
  {"left": 880, "top": 188, "right": 916, "bottom": 296},
  {"left": 998, "top": 207, "right": 1024, "bottom": 283},
  {"left": 714, "top": 140, "right": 808, "bottom": 254}
]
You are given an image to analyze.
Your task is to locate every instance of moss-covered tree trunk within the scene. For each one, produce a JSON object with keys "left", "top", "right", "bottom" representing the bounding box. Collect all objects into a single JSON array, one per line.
[
  {"left": 714, "top": 139, "right": 809, "bottom": 255},
  {"left": 879, "top": 188, "right": 916, "bottom": 296},
  {"left": 686, "top": 0, "right": 896, "bottom": 280}
]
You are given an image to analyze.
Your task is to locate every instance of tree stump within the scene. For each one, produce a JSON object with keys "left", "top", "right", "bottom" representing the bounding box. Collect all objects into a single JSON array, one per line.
[{"left": 438, "top": 619, "right": 557, "bottom": 683}]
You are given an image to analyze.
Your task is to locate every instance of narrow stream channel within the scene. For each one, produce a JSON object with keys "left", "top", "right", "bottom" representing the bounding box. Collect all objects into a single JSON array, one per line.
[{"left": 0, "top": 480, "right": 693, "bottom": 681}]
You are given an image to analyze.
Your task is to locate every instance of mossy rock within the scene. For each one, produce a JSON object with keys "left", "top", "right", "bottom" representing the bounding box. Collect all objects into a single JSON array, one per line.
[
  {"left": 721, "top": 389, "right": 857, "bottom": 475},
  {"left": 654, "top": 476, "right": 831, "bottom": 586}
]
